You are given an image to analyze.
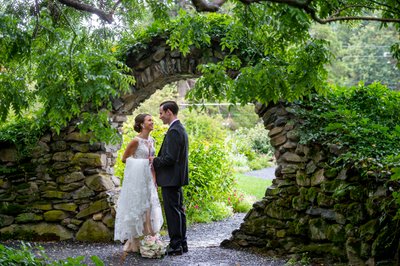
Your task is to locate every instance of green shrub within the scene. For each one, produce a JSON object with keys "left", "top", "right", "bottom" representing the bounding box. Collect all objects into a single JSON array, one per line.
[
  {"left": 285, "top": 252, "right": 312, "bottom": 266},
  {"left": 186, "top": 104, "right": 259, "bottom": 130},
  {"left": 246, "top": 123, "right": 274, "bottom": 155},
  {"left": 228, "top": 122, "right": 274, "bottom": 171},
  {"left": 0, "top": 242, "right": 46, "bottom": 266},
  {"left": 228, "top": 130, "right": 256, "bottom": 161},
  {"left": 233, "top": 196, "right": 254, "bottom": 213},
  {"left": 0, "top": 242, "right": 104, "bottom": 266},
  {"left": 188, "top": 201, "right": 233, "bottom": 223},
  {"left": 185, "top": 137, "right": 234, "bottom": 223},
  {"left": 248, "top": 154, "right": 273, "bottom": 171},
  {"left": 0, "top": 115, "right": 47, "bottom": 161},
  {"left": 189, "top": 207, "right": 213, "bottom": 223},
  {"left": 182, "top": 110, "right": 227, "bottom": 142},
  {"left": 208, "top": 202, "right": 234, "bottom": 220},
  {"left": 228, "top": 188, "right": 254, "bottom": 213}
]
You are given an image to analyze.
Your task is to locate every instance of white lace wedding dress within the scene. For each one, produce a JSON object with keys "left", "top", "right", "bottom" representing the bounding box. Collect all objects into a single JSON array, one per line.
[{"left": 114, "top": 137, "right": 163, "bottom": 249}]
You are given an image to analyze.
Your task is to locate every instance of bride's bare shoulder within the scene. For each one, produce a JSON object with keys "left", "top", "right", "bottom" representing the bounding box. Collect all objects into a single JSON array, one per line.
[
  {"left": 128, "top": 137, "right": 140, "bottom": 146},
  {"left": 122, "top": 138, "right": 140, "bottom": 162}
]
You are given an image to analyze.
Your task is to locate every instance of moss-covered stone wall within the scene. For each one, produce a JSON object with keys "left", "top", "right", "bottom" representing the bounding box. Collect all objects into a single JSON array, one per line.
[
  {"left": 0, "top": 125, "right": 120, "bottom": 242},
  {"left": 222, "top": 102, "right": 399, "bottom": 265}
]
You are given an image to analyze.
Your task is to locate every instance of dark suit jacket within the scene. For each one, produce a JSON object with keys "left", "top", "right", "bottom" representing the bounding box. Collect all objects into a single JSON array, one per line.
[{"left": 153, "top": 120, "right": 189, "bottom": 187}]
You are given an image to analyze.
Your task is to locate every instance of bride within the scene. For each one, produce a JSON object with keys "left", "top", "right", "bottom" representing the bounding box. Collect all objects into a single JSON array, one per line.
[{"left": 114, "top": 113, "right": 164, "bottom": 255}]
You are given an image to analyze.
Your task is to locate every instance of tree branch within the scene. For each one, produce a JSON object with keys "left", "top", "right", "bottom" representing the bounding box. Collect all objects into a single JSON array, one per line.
[
  {"left": 240, "top": 0, "right": 308, "bottom": 9},
  {"left": 32, "top": 0, "right": 40, "bottom": 38},
  {"left": 191, "top": 0, "right": 227, "bottom": 12},
  {"left": 325, "top": 3, "right": 400, "bottom": 21},
  {"left": 302, "top": 3, "right": 400, "bottom": 24},
  {"left": 313, "top": 15, "right": 400, "bottom": 24},
  {"left": 191, "top": 0, "right": 400, "bottom": 24},
  {"left": 111, "top": 0, "right": 122, "bottom": 13},
  {"left": 57, "top": 0, "right": 115, "bottom": 23}
]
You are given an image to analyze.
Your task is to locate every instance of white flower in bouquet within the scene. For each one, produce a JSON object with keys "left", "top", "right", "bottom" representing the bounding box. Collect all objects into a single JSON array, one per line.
[
  {"left": 144, "top": 235, "right": 156, "bottom": 246},
  {"left": 139, "top": 235, "right": 167, "bottom": 258}
]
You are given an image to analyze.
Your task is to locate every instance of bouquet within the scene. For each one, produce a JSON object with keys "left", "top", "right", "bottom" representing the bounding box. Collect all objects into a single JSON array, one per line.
[{"left": 139, "top": 235, "right": 167, "bottom": 258}]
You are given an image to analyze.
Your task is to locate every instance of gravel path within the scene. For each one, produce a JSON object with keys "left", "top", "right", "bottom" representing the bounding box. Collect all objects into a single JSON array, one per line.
[
  {"left": 244, "top": 166, "right": 276, "bottom": 180},
  {"left": 1, "top": 213, "right": 287, "bottom": 266}
]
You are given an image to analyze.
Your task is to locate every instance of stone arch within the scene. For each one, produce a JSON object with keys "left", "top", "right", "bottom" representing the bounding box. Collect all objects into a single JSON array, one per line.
[
  {"left": 109, "top": 36, "right": 224, "bottom": 126},
  {"left": 0, "top": 36, "right": 398, "bottom": 265}
]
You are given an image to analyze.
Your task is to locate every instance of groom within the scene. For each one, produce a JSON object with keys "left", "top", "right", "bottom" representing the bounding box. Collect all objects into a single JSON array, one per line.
[{"left": 150, "top": 100, "right": 189, "bottom": 255}]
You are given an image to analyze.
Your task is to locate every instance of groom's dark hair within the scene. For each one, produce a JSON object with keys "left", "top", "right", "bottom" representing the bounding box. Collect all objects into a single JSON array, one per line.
[{"left": 160, "top": 101, "right": 179, "bottom": 115}]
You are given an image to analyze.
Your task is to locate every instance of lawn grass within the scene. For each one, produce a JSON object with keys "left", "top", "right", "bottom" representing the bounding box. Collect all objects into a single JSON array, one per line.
[{"left": 235, "top": 173, "right": 272, "bottom": 200}]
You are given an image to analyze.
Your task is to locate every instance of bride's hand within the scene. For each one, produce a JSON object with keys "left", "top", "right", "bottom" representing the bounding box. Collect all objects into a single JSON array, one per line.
[{"left": 151, "top": 169, "right": 157, "bottom": 188}]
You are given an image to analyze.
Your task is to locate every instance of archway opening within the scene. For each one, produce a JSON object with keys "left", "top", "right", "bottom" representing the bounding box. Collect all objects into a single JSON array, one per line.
[{"left": 113, "top": 79, "right": 275, "bottom": 227}]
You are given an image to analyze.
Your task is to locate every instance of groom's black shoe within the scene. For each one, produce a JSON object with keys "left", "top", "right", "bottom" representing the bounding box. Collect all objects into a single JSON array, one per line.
[
  {"left": 166, "top": 245, "right": 183, "bottom": 256},
  {"left": 182, "top": 242, "right": 188, "bottom": 253}
]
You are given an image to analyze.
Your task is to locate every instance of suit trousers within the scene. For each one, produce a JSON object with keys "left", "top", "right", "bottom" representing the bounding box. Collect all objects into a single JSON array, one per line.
[{"left": 161, "top": 186, "right": 187, "bottom": 249}]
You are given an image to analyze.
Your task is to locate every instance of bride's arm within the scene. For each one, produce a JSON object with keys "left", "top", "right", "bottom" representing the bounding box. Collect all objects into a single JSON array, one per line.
[
  {"left": 151, "top": 167, "right": 157, "bottom": 187},
  {"left": 122, "top": 139, "right": 139, "bottom": 163},
  {"left": 150, "top": 137, "right": 157, "bottom": 187}
]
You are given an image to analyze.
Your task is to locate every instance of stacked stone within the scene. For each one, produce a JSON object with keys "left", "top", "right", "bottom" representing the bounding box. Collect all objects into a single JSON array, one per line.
[
  {"left": 0, "top": 126, "right": 120, "bottom": 241},
  {"left": 116, "top": 38, "right": 228, "bottom": 116},
  {"left": 223, "top": 102, "right": 399, "bottom": 265}
]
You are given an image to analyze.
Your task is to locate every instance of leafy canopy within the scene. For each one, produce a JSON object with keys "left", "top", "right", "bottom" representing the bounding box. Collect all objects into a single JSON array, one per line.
[
  {"left": 0, "top": 1, "right": 137, "bottom": 144},
  {"left": 1, "top": 0, "right": 400, "bottom": 144}
]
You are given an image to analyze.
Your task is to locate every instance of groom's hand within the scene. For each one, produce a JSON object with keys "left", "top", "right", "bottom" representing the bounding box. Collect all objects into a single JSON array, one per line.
[{"left": 149, "top": 156, "right": 154, "bottom": 164}]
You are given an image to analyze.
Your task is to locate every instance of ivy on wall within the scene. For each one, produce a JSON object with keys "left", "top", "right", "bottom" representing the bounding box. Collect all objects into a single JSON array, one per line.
[
  {"left": 294, "top": 83, "right": 400, "bottom": 174},
  {"left": 293, "top": 83, "right": 400, "bottom": 217}
]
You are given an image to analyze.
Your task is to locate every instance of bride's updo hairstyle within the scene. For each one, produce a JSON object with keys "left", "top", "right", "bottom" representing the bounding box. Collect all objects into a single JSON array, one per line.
[{"left": 134, "top": 113, "right": 151, "bottom": 133}]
